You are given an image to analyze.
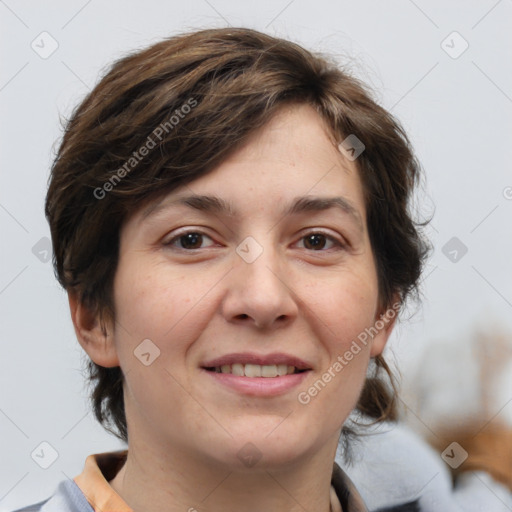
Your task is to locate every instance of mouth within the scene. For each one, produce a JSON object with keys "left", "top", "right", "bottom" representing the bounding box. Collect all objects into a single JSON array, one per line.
[
  {"left": 203, "top": 364, "right": 308, "bottom": 377},
  {"left": 200, "top": 353, "right": 312, "bottom": 395}
]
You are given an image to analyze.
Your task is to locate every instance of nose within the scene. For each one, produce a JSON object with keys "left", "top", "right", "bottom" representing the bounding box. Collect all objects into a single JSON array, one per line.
[{"left": 220, "top": 242, "right": 299, "bottom": 330}]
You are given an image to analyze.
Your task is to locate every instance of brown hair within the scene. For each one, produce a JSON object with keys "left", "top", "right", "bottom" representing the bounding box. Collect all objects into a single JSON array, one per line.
[{"left": 46, "top": 27, "right": 429, "bottom": 443}]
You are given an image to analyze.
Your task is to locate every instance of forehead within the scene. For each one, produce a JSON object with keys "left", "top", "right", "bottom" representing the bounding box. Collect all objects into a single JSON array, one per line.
[
  {"left": 134, "top": 103, "right": 366, "bottom": 226},
  {"left": 222, "top": 103, "right": 353, "bottom": 174}
]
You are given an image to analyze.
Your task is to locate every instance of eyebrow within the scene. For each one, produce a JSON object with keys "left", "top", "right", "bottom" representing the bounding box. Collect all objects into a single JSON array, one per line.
[{"left": 142, "top": 194, "right": 363, "bottom": 230}]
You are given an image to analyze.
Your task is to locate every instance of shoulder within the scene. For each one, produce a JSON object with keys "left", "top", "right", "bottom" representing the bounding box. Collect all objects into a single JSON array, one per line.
[
  {"left": 337, "top": 420, "right": 453, "bottom": 510},
  {"left": 11, "top": 502, "right": 49, "bottom": 512},
  {"left": 10, "top": 479, "right": 93, "bottom": 512},
  {"left": 337, "top": 420, "right": 512, "bottom": 511},
  {"left": 332, "top": 460, "right": 420, "bottom": 512}
]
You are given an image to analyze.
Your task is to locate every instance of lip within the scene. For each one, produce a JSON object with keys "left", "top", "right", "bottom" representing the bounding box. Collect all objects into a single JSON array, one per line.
[
  {"left": 201, "top": 367, "right": 311, "bottom": 396},
  {"left": 201, "top": 352, "right": 312, "bottom": 370},
  {"left": 200, "top": 352, "right": 313, "bottom": 397}
]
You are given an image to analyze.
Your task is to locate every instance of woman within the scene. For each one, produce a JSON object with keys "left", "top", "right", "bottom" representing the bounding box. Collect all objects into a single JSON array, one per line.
[{"left": 16, "top": 27, "right": 428, "bottom": 511}]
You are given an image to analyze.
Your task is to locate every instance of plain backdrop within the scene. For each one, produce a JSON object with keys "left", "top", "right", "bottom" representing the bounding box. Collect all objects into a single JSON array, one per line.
[{"left": 1, "top": 0, "right": 511, "bottom": 509}]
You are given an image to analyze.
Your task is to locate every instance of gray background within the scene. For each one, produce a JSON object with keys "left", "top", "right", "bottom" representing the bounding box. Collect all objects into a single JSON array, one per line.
[{"left": 1, "top": 0, "right": 511, "bottom": 509}]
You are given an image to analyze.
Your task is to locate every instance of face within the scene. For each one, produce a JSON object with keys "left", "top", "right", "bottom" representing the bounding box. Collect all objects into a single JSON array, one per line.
[{"left": 106, "top": 104, "right": 393, "bottom": 470}]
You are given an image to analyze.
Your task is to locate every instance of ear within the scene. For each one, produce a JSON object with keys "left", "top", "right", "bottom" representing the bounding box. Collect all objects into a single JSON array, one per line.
[
  {"left": 370, "top": 296, "right": 401, "bottom": 357},
  {"left": 68, "top": 291, "right": 120, "bottom": 367}
]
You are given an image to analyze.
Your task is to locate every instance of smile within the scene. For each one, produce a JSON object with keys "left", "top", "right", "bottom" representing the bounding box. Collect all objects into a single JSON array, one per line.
[{"left": 205, "top": 364, "right": 307, "bottom": 377}]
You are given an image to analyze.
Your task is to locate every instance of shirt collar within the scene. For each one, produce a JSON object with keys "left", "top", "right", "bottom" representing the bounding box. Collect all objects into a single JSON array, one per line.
[
  {"left": 74, "top": 450, "right": 368, "bottom": 512},
  {"left": 74, "top": 450, "right": 132, "bottom": 512}
]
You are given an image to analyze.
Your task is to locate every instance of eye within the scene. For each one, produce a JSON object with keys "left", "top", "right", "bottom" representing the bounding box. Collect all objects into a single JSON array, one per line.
[
  {"left": 297, "top": 232, "right": 344, "bottom": 251},
  {"left": 164, "top": 229, "right": 344, "bottom": 252},
  {"left": 164, "top": 230, "right": 215, "bottom": 250}
]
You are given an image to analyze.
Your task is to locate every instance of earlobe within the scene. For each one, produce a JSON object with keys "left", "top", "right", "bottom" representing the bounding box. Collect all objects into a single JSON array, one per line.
[{"left": 68, "top": 292, "right": 120, "bottom": 368}]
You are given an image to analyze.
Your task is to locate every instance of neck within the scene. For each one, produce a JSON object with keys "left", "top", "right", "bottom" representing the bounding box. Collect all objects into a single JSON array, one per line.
[{"left": 110, "top": 437, "right": 341, "bottom": 512}]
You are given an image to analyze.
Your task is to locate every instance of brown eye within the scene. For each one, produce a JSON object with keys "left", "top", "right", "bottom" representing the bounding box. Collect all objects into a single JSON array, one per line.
[
  {"left": 165, "top": 231, "right": 215, "bottom": 250},
  {"left": 303, "top": 234, "right": 327, "bottom": 250},
  {"left": 296, "top": 231, "right": 345, "bottom": 252},
  {"left": 179, "top": 232, "right": 204, "bottom": 249}
]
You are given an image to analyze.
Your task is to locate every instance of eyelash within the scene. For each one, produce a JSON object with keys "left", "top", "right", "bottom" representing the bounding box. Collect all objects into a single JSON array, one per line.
[{"left": 164, "top": 229, "right": 346, "bottom": 252}]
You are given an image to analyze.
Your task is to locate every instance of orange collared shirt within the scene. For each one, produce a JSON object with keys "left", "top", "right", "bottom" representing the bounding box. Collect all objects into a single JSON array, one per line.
[
  {"left": 74, "top": 451, "right": 132, "bottom": 512},
  {"left": 72, "top": 450, "right": 369, "bottom": 512}
]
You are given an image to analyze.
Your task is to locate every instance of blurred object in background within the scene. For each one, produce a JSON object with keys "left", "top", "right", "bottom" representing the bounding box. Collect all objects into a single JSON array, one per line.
[
  {"left": 336, "top": 326, "right": 512, "bottom": 511},
  {"left": 402, "top": 325, "right": 512, "bottom": 489}
]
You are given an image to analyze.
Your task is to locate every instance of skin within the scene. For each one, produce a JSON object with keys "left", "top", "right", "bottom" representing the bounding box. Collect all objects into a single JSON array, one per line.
[{"left": 70, "top": 103, "right": 397, "bottom": 512}]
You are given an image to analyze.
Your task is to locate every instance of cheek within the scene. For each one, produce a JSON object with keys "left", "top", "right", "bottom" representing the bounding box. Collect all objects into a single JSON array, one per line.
[
  {"left": 312, "top": 269, "right": 379, "bottom": 345},
  {"left": 301, "top": 269, "right": 378, "bottom": 395},
  {"left": 111, "top": 259, "right": 220, "bottom": 358},
  {"left": 111, "top": 262, "right": 218, "bottom": 433},
  {"left": 296, "top": 285, "right": 375, "bottom": 424}
]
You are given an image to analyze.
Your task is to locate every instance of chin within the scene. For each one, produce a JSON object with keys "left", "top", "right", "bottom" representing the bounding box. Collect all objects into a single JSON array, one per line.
[{"left": 205, "top": 426, "right": 318, "bottom": 473}]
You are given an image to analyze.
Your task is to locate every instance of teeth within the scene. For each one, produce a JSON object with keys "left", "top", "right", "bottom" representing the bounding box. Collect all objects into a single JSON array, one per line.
[
  {"left": 231, "top": 363, "right": 244, "bottom": 376},
  {"left": 261, "top": 365, "right": 277, "bottom": 378},
  {"left": 215, "top": 363, "right": 300, "bottom": 377},
  {"left": 245, "top": 364, "right": 262, "bottom": 377},
  {"left": 279, "top": 364, "right": 289, "bottom": 375}
]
